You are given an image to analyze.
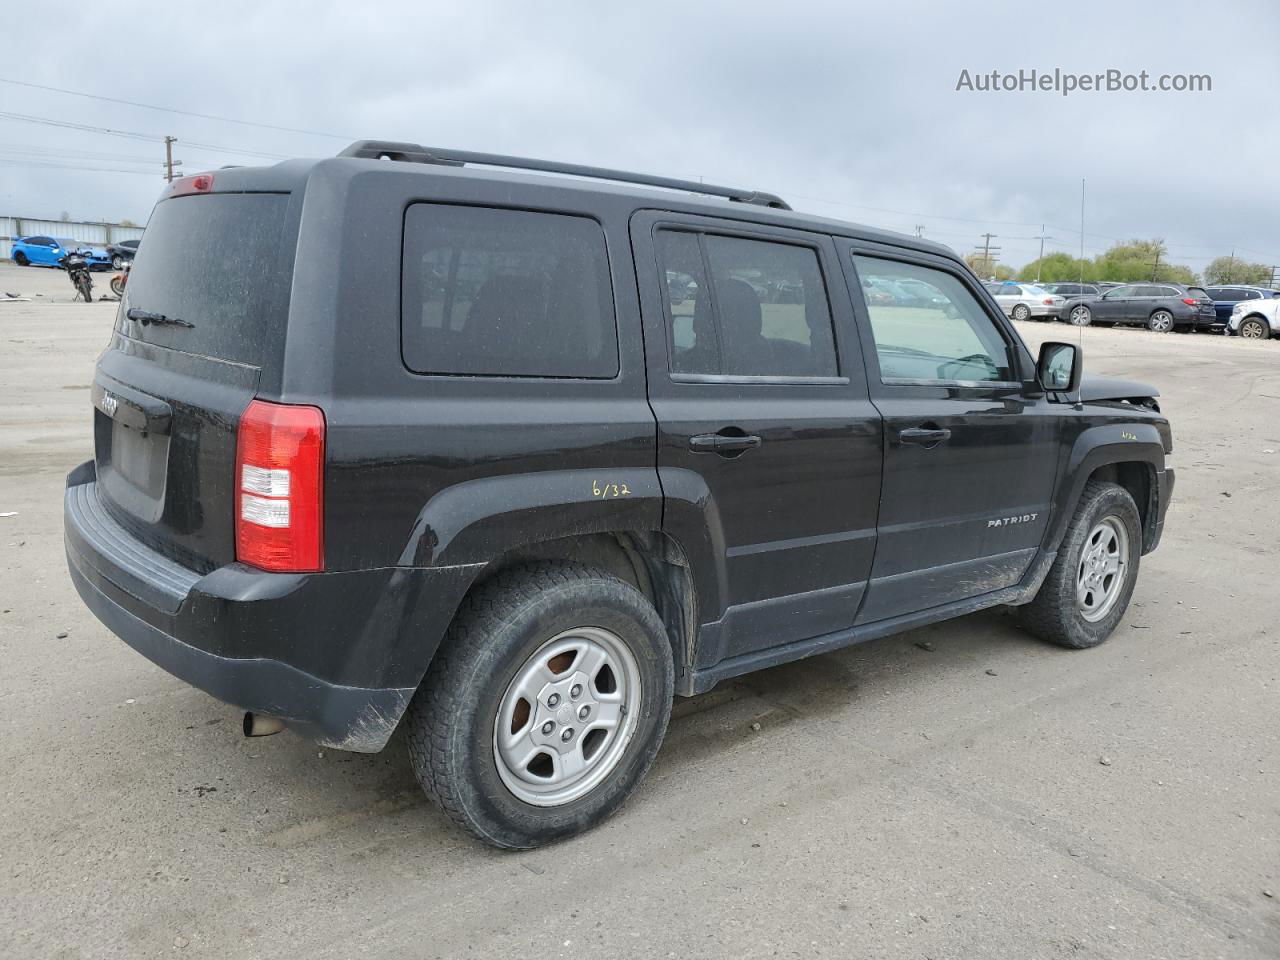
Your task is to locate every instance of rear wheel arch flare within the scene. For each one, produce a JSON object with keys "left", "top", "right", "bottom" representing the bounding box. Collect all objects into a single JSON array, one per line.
[{"left": 466, "top": 530, "right": 699, "bottom": 679}]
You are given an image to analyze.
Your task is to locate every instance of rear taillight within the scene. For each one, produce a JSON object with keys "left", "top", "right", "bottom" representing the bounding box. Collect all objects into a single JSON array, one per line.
[
  {"left": 1182, "top": 298, "right": 1198, "bottom": 306},
  {"left": 1043, "top": 298, "right": 1055, "bottom": 305},
  {"left": 235, "top": 399, "right": 325, "bottom": 572}
]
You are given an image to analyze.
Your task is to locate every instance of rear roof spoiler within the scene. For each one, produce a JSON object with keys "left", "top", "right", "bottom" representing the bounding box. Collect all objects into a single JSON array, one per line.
[{"left": 337, "top": 140, "right": 791, "bottom": 211}]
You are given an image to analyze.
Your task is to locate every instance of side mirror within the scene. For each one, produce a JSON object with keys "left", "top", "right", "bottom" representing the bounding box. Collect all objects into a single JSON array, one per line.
[{"left": 1037, "top": 341, "right": 1081, "bottom": 393}]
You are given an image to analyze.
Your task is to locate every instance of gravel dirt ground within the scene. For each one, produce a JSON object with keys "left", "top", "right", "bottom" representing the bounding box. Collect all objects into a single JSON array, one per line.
[{"left": 1, "top": 259, "right": 1277, "bottom": 959}]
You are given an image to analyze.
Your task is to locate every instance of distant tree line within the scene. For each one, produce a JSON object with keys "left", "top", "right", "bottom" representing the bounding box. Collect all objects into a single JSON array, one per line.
[{"left": 966, "top": 240, "right": 1275, "bottom": 287}]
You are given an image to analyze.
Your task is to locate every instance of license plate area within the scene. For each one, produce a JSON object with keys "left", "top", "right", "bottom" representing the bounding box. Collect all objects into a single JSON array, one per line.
[{"left": 95, "top": 407, "right": 170, "bottom": 525}]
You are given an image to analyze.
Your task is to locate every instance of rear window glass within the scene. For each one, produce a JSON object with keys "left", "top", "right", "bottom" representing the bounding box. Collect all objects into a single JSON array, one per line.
[
  {"left": 118, "top": 194, "right": 295, "bottom": 365},
  {"left": 401, "top": 204, "right": 618, "bottom": 378}
]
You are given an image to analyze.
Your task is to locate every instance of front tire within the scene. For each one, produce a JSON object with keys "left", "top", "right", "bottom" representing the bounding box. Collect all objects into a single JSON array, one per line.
[
  {"left": 405, "top": 562, "right": 674, "bottom": 849},
  {"left": 1147, "top": 310, "right": 1174, "bottom": 333},
  {"left": 1017, "top": 481, "right": 1142, "bottom": 649},
  {"left": 1012, "top": 303, "right": 1031, "bottom": 321},
  {"left": 13, "top": 252, "right": 28, "bottom": 266},
  {"left": 1240, "top": 317, "right": 1270, "bottom": 340},
  {"left": 111, "top": 255, "right": 125, "bottom": 270}
]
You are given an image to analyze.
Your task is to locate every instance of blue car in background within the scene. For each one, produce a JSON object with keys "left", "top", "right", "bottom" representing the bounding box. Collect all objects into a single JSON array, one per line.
[
  {"left": 10, "top": 235, "right": 112, "bottom": 270},
  {"left": 1202, "top": 285, "right": 1280, "bottom": 328}
]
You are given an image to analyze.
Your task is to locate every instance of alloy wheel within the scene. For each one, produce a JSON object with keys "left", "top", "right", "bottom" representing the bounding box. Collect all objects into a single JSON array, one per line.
[
  {"left": 493, "top": 626, "right": 641, "bottom": 806},
  {"left": 1069, "top": 306, "right": 1091, "bottom": 326},
  {"left": 1076, "top": 517, "right": 1129, "bottom": 623}
]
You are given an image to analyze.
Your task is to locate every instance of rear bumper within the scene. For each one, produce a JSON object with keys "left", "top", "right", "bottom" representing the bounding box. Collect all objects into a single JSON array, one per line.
[{"left": 64, "top": 461, "right": 480, "bottom": 752}]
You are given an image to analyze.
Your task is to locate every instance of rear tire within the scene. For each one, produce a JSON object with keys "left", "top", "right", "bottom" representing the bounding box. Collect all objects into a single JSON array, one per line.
[
  {"left": 111, "top": 255, "right": 125, "bottom": 270},
  {"left": 109, "top": 276, "right": 126, "bottom": 298},
  {"left": 1147, "top": 310, "right": 1174, "bottom": 333},
  {"left": 405, "top": 562, "right": 674, "bottom": 849},
  {"left": 1017, "top": 481, "right": 1142, "bottom": 649},
  {"left": 13, "top": 252, "right": 28, "bottom": 266},
  {"left": 1069, "top": 305, "right": 1092, "bottom": 326},
  {"left": 1012, "top": 304, "right": 1031, "bottom": 321}
]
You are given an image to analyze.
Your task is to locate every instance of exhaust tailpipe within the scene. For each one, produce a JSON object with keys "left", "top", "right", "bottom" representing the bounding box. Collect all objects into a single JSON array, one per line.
[{"left": 243, "top": 712, "right": 285, "bottom": 738}]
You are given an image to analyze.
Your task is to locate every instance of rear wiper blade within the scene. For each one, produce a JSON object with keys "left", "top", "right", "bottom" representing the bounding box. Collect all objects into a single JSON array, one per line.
[{"left": 126, "top": 308, "right": 194, "bottom": 328}]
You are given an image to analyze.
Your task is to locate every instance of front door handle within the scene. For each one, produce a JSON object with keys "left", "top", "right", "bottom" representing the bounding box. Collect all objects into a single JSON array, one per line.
[
  {"left": 899, "top": 426, "right": 951, "bottom": 448},
  {"left": 689, "top": 432, "right": 762, "bottom": 455}
]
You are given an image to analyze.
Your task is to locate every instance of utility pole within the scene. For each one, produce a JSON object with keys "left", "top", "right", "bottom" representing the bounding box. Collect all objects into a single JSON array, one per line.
[
  {"left": 1225, "top": 248, "right": 1235, "bottom": 283},
  {"left": 1033, "top": 224, "right": 1054, "bottom": 282},
  {"left": 972, "top": 233, "right": 1000, "bottom": 278},
  {"left": 914, "top": 224, "right": 925, "bottom": 238},
  {"left": 164, "top": 136, "right": 177, "bottom": 183},
  {"left": 1150, "top": 248, "right": 1162, "bottom": 281}
]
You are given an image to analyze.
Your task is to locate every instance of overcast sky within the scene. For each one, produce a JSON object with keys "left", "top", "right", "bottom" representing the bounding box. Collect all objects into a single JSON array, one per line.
[{"left": 5, "top": 0, "right": 1279, "bottom": 274}]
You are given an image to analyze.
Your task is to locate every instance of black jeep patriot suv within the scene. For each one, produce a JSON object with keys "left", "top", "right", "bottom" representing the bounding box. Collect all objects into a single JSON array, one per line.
[{"left": 65, "top": 141, "right": 1174, "bottom": 848}]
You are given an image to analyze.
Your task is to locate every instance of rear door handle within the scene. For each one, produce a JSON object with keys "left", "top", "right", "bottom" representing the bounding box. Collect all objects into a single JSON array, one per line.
[
  {"left": 689, "top": 433, "right": 762, "bottom": 455},
  {"left": 899, "top": 426, "right": 951, "bottom": 447}
]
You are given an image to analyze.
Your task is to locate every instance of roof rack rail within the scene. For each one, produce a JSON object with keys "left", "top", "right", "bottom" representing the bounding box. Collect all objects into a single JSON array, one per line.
[{"left": 337, "top": 140, "right": 791, "bottom": 210}]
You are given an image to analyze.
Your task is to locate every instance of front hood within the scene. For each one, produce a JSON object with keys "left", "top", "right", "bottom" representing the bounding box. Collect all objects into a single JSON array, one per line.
[{"left": 1079, "top": 375, "right": 1159, "bottom": 402}]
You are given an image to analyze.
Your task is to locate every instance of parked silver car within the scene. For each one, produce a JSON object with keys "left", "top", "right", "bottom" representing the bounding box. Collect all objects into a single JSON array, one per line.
[{"left": 986, "top": 282, "right": 1066, "bottom": 321}]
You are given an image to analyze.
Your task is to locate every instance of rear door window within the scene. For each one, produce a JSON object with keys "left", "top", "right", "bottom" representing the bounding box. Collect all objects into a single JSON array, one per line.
[
  {"left": 118, "top": 193, "right": 296, "bottom": 366},
  {"left": 401, "top": 204, "right": 618, "bottom": 379},
  {"left": 656, "top": 230, "right": 838, "bottom": 378}
]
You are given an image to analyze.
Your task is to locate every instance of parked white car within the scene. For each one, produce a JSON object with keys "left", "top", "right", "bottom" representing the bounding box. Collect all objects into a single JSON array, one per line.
[
  {"left": 987, "top": 283, "right": 1066, "bottom": 321},
  {"left": 1229, "top": 296, "right": 1280, "bottom": 339}
]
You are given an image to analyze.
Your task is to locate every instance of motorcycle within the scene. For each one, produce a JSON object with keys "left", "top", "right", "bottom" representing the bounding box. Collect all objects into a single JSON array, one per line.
[
  {"left": 58, "top": 249, "right": 94, "bottom": 303},
  {"left": 109, "top": 261, "right": 130, "bottom": 299}
]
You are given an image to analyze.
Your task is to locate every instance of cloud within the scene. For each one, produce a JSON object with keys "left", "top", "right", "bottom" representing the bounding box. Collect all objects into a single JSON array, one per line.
[{"left": 4, "top": 0, "right": 1279, "bottom": 272}]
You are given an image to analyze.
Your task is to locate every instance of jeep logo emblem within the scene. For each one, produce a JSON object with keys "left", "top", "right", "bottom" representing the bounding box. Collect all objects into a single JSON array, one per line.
[
  {"left": 988, "top": 513, "right": 1038, "bottom": 528},
  {"left": 101, "top": 394, "right": 118, "bottom": 417}
]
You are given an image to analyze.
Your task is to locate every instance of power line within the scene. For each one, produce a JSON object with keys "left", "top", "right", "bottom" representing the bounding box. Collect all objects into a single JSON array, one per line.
[
  {"left": 0, "top": 111, "right": 292, "bottom": 161},
  {"left": 0, "top": 143, "right": 161, "bottom": 164},
  {"left": 0, "top": 76, "right": 354, "bottom": 140},
  {"left": 785, "top": 190, "right": 1047, "bottom": 227},
  {"left": 0, "top": 110, "right": 156, "bottom": 141},
  {"left": 0, "top": 157, "right": 157, "bottom": 176}
]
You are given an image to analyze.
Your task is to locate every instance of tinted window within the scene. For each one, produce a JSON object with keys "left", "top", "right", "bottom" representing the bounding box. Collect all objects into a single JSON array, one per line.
[
  {"left": 1244, "top": 289, "right": 1262, "bottom": 299},
  {"left": 1107, "top": 285, "right": 1137, "bottom": 298},
  {"left": 854, "top": 256, "right": 1013, "bottom": 383},
  {"left": 1001, "top": 285, "right": 1023, "bottom": 296},
  {"left": 657, "top": 230, "right": 838, "bottom": 378},
  {"left": 401, "top": 205, "right": 618, "bottom": 378},
  {"left": 118, "top": 194, "right": 296, "bottom": 366}
]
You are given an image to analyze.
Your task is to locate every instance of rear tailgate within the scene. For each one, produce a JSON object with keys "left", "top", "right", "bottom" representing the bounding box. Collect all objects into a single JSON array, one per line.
[
  {"left": 1187, "top": 287, "right": 1217, "bottom": 326},
  {"left": 93, "top": 190, "right": 298, "bottom": 572}
]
